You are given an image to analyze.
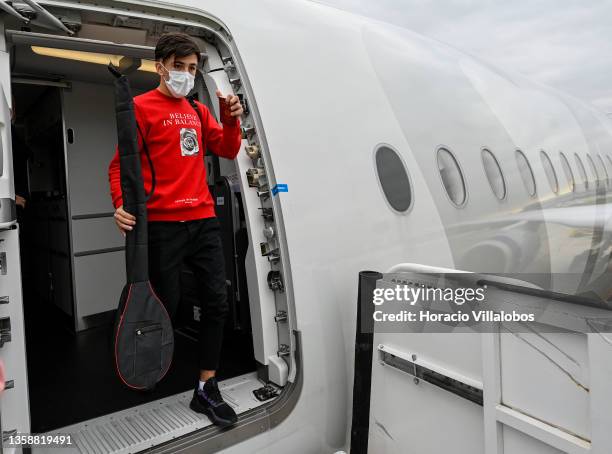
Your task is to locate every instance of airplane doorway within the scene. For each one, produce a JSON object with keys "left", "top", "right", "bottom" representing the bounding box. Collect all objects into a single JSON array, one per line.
[
  {"left": 12, "top": 73, "right": 256, "bottom": 433},
  {"left": 2, "top": 4, "right": 295, "bottom": 447}
]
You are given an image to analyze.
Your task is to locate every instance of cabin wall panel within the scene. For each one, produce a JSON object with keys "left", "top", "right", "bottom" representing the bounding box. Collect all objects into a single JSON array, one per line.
[
  {"left": 72, "top": 217, "right": 123, "bottom": 254},
  {"left": 61, "top": 81, "right": 130, "bottom": 326},
  {"left": 62, "top": 81, "right": 117, "bottom": 217},
  {"left": 74, "top": 251, "right": 125, "bottom": 319}
]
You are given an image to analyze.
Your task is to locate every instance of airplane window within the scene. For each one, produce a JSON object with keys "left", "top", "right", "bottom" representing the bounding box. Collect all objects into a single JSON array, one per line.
[
  {"left": 437, "top": 147, "right": 466, "bottom": 206},
  {"left": 559, "top": 152, "right": 575, "bottom": 193},
  {"left": 586, "top": 154, "right": 600, "bottom": 187},
  {"left": 574, "top": 154, "right": 588, "bottom": 190},
  {"left": 540, "top": 150, "right": 559, "bottom": 194},
  {"left": 515, "top": 150, "right": 536, "bottom": 197},
  {"left": 481, "top": 148, "right": 506, "bottom": 200},
  {"left": 597, "top": 155, "right": 610, "bottom": 188},
  {"left": 375, "top": 145, "right": 413, "bottom": 213}
]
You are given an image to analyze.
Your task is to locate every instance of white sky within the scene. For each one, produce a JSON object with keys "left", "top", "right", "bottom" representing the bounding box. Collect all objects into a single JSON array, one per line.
[{"left": 319, "top": 0, "right": 612, "bottom": 112}]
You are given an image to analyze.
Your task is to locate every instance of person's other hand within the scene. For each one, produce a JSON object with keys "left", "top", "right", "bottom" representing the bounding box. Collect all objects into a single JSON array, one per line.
[
  {"left": 16, "top": 195, "right": 26, "bottom": 209},
  {"left": 216, "top": 90, "right": 244, "bottom": 117},
  {"left": 114, "top": 205, "right": 136, "bottom": 237}
]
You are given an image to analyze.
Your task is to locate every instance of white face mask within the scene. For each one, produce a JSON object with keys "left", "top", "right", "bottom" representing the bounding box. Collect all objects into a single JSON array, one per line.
[{"left": 161, "top": 64, "right": 195, "bottom": 98}]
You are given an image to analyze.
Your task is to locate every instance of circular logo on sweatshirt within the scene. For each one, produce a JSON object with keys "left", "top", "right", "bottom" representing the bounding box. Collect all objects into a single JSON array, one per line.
[{"left": 180, "top": 128, "right": 199, "bottom": 156}]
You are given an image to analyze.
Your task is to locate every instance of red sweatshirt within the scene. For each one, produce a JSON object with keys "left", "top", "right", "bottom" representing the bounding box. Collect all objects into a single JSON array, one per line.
[{"left": 108, "top": 88, "right": 242, "bottom": 221}]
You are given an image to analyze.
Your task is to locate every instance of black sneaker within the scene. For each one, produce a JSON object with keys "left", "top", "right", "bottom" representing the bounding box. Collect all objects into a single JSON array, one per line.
[{"left": 189, "top": 377, "right": 238, "bottom": 428}]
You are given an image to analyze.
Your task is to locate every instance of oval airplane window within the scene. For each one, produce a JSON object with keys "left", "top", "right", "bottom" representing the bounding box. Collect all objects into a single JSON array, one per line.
[
  {"left": 481, "top": 148, "right": 506, "bottom": 200},
  {"left": 515, "top": 150, "right": 536, "bottom": 197},
  {"left": 574, "top": 154, "right": 588, "bottom": 190},
  {"left": 375, "top": 145, "right": 413, "bottom": 213},
  {"left": 559, "top": 152, "right": 575, "bottom": 193},
  {"left": 586, "top": 154, "right": 600, "bottom": 187},
  {"left": 437, "top": 147, "right": 466, "bottom": 207},
  {"left": 597, "top": 155, "right": 610, "bottom": 188},
  {"left": 540, "top": 150, "right": 559, "bottom": 194}
]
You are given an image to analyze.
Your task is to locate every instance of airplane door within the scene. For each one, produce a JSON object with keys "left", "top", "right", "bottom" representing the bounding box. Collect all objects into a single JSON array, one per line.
[
  {"left": 0, "top": 22, "right": 31, "bottom": 449},
  {"left": 197, "top": 45, "right": 288, "bottom": 386}
]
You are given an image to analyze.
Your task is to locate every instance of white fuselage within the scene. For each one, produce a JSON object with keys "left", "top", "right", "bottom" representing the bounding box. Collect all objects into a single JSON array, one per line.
[{"left": 189, "top": 1, "right": 612, "bottom": 451}]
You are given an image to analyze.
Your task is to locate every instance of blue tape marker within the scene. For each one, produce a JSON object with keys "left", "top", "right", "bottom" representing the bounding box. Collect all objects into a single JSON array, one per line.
[{"left": 272, "top": 184, "right": 289, "bottom": 196}]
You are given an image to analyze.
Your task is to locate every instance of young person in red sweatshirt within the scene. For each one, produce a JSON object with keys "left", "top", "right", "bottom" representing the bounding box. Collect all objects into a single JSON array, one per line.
[{"left": 108, "top": 32, "right": 243, "bottom": 427}]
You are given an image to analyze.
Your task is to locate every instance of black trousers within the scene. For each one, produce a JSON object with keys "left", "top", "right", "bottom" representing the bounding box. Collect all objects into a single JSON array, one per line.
[{"left": 147, "top": 217, "right": 228, "bottom": 371}]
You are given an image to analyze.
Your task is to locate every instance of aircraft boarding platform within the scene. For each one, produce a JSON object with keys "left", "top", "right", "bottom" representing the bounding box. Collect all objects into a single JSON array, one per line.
[{"left": 30, "top": 372, "right": 277, "bottom": 454}]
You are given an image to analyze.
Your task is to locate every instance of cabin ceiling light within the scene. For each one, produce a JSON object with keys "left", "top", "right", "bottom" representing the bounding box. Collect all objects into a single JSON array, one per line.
[{"left": 30, "top": 46, "right": 157, "bottom": 72}]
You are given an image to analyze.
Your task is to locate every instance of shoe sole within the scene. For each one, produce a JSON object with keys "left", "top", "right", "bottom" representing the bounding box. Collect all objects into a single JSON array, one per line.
[{"left": 189, "top": 397, "right": 237, "bottom": 428}]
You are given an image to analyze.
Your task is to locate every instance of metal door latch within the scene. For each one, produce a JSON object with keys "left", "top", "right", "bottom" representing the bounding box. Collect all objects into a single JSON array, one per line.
[
  {"left": 0, "top": 317, "right": 11, "bottom": 348},
  {"left": 277, "top": 344, "right": 290, "bottom": 357},
  {"left": 247, "top": 168, "right": 265, "bottom": 188},
  {"left": 238, "top": 94, "right": 249, "bottom": 115},
  {"left": 253, "top": 384, "right": 280, "bottom": 402},
  {"left": 241, "top": 124, "right": 255, "bottom": 138},
  {"left": 245, "top": 144, "right": 260, "bottom": 160},
  {"left": 263, "top": 225, "right": 275, "bottom": 239},
  {"left": 267, "top": 254, "right": 280, "bottom": 264},
  {"left": 260, "top": 208, "right": 274, "bottom": 220},
  {"left": 268, "top": 271, "right": 285, "bottom": 293},
  {"left": 274, "top": 310, "right": 288, "bottom": 323},
  {"left": 268, "top": 271, "right": 284, "bottom": 291},
  {"left": 0, "top": 330, "right": 12, "bottom": 348},
  {"left": 0, "top": 252, "right": 6, "bottom": 275},
  {"left": 257, "top": 190, "right": 270, "bottom": 200},
  {"left": 260, "top": 242, "right": 279, "bottom": 257},
  {"left": 222, "top": 57, "right": 235, "bottom": 72}
]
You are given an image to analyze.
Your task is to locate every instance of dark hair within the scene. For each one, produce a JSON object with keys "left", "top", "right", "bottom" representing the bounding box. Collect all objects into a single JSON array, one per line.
[{"left": 155, "top": 32, "right": 201, "bottom": 63}]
